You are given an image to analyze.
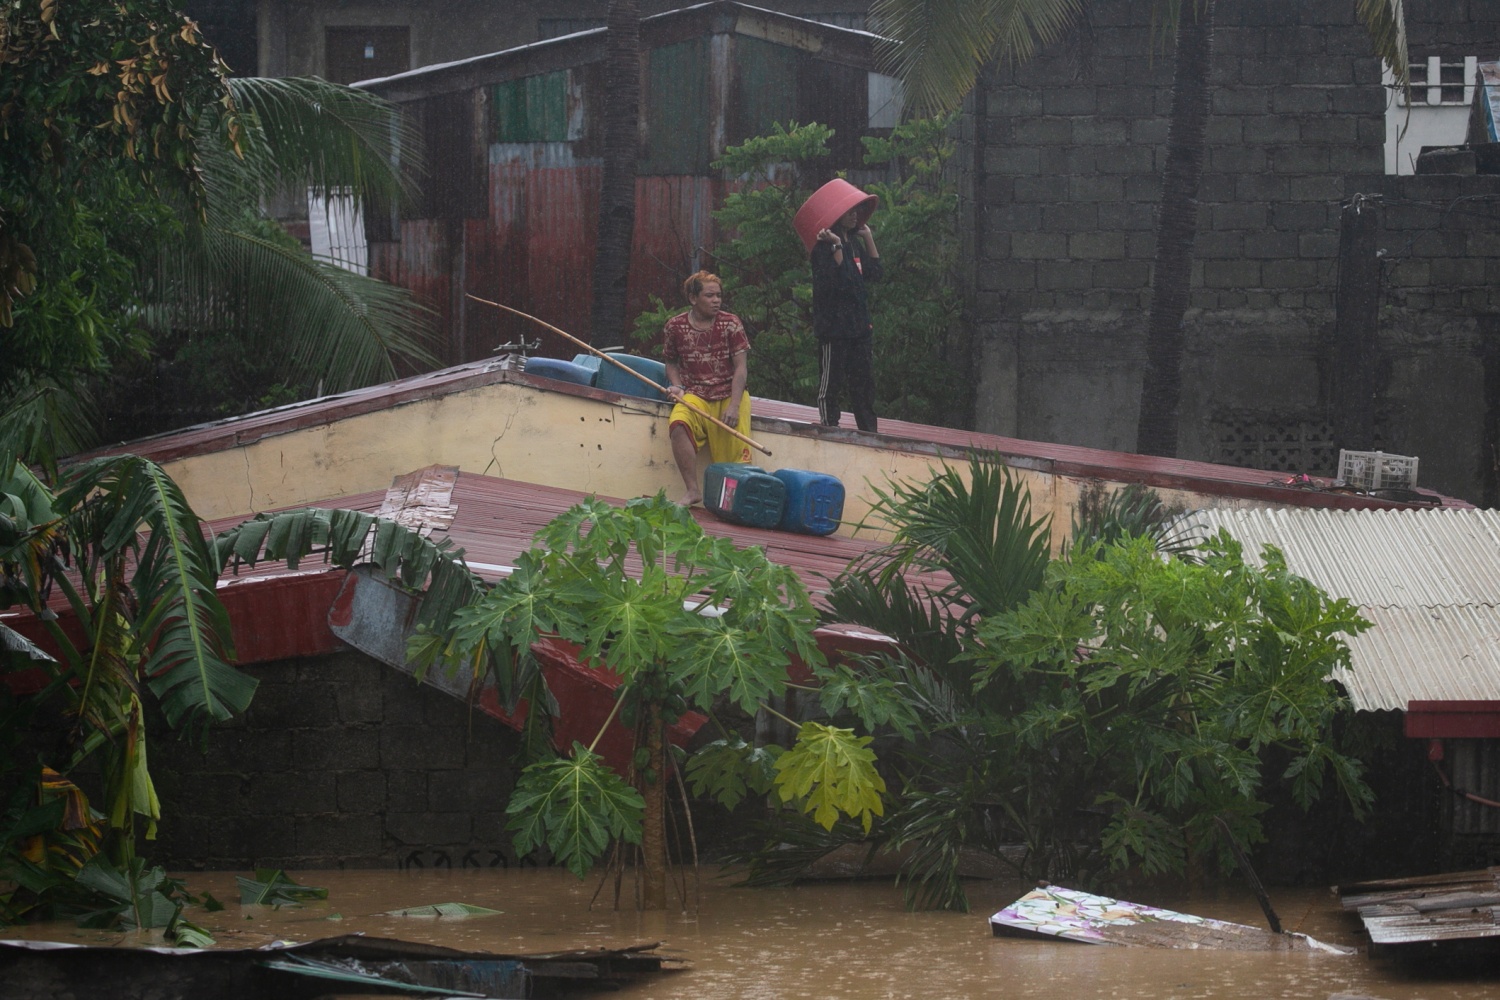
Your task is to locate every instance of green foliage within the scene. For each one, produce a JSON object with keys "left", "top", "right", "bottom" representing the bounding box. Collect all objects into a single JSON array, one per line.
[
  {"left": 631, "top": 117, "right": 969, "bottom": 427},
  {"left": 829, "top": 454, "right": 1051, "bottom": 696},
  {"left": 429, "top": 493, "right": 894, "bottom": 881},
  {"left": 2, "top": 455, "right": 488, "bottom": 915},
  {"left": 0, "top": 0, "right": 234, "bottom": 362},
  {"left": 975, "top": 530, "right": 1373, "bottom": 879},
  {"left": 214, "top": 505, "right": 486, "bottom": 636},
  {"left": 773, "top": 722, "right": 887, "bottom": 833},
  {"left": 684, "top": 738, "right": 782, "bottom": 811},
  {"left": 2, "top": 0, "right": 434, "bottom": 460},
  {"left": 506, "top": 745, "right": 646, "bottom": 878},
  {"left": 758, "top": 457, "right": 1373, "bottom": 910},
  {"left": 236, "top": 869, "right": 329, "bottom": 906}
]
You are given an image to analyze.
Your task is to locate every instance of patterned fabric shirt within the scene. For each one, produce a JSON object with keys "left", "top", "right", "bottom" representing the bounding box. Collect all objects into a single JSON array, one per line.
[{"left": 660, "top": 310, "right": 750, "bottom": 401}]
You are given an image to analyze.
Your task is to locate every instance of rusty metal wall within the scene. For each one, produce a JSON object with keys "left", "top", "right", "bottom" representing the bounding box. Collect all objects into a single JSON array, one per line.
[{"left": 1448, "top": 739, "right": 1500, "bottom": 836}]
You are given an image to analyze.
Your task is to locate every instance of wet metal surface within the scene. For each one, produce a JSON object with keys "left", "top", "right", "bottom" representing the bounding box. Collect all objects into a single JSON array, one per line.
[
  {"left": 1340, "top": 867, "right": 1500, "bottom": 947},
  {"left": 7, "top": 868, "right": 1500, "bottom": 998}
]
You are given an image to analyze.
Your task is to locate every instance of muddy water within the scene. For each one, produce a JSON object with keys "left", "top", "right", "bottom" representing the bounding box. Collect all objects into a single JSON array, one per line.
[{"left": 7, "top": 867, "right": 1500, "bottom": 998}]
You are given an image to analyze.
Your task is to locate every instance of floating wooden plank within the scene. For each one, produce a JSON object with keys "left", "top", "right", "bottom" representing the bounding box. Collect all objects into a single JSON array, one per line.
[
  {"left": 1337, "top": 867, "right": 1500, "bottom": 948},
  {"left": 989, "top": 886, "right": 1349, "bottom": 952}
]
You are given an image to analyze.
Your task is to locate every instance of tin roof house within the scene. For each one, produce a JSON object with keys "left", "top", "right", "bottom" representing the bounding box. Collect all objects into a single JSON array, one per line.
[{"left": 351, "top": 2, "right": 902, "bottom": 364}]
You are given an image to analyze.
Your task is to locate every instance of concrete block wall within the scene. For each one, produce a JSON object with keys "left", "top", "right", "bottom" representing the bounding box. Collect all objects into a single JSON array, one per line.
[
  {"left": 960, "top": 0, "right": 1500, "bottom": 501},
  {"left": 148, "top": 652, "right": 524, "bottom": 870}
]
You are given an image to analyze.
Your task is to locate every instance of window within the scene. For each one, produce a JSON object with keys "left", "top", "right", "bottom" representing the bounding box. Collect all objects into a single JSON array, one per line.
[{"left": 1395, "top": 56, "right": 1478, "bottom": 107}]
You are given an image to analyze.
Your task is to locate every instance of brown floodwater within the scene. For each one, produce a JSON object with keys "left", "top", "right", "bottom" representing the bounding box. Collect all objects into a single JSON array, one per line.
[{"left": 6, "top": 867, "right": 1500, "bottom": 999}]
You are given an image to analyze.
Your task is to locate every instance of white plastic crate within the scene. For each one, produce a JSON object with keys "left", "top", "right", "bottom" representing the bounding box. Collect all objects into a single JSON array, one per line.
[{"left": 1337, "top": 449, "right": 1419, "bottom": 490}]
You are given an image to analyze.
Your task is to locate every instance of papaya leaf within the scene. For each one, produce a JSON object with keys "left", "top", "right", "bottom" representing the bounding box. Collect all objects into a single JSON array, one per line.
[
  {"left": 685, "top": 738, "right": 782, "bottom": 810},
  {"left": 505, "top": 745, "right": 644, "bottom": 878},
  {"left": 774, "top": 722, "right": 886, "bottom": 833}
]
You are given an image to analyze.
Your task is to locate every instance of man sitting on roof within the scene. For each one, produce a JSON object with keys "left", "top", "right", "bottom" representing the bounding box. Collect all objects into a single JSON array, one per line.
[{"left": 661, "top": 271, "right": 751, "bottom": 507}]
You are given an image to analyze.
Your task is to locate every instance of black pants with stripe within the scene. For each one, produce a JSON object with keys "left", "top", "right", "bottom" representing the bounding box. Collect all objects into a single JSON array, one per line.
[{"left": 817, "top": 337, "right": 877, "bottom": 432}]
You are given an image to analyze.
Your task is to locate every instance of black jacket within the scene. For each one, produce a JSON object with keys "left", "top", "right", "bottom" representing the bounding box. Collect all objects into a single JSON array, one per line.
[{"left": 811, "top": 236, "right": 883, "bottom": 342}]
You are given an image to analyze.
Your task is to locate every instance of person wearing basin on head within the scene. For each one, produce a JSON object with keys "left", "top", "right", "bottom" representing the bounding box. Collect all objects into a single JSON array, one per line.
[
  {"left": 660, "top": 270, "right": 752, "bottom": 507},
  {"left": 795, "top": 178, "right": 883, "bottom": 434}
]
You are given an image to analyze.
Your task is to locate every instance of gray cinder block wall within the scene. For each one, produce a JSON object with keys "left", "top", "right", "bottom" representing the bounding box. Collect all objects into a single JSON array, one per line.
[
  {"left": 148, "top": 653, "right": 523, "bottom": 870},
  {"left": 959, "top": 0, "right": 1500, "bottom": 503}
]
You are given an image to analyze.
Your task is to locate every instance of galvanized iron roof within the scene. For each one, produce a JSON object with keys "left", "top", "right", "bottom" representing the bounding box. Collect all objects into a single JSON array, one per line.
[{"left": 1182, "top": 507, "right": 1500, "bottom": 712}]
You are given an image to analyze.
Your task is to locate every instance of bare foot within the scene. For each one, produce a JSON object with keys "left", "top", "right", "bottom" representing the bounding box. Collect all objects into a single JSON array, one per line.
[{"left": 680, "top": 492, "right": 703, "bottom": 508}]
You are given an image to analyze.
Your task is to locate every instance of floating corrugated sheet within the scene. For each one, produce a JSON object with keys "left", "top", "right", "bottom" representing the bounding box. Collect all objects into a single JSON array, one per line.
[
  {"left": 1182, "top": 507, "right": 1500, "bottom": 711},
  {"left": 1338, "top": 867, "right": 1500, "bottom": 949}
]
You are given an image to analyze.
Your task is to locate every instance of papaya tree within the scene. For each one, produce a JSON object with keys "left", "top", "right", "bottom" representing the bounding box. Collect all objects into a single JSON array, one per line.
[{"left": 424, "top": 493, "right": 888, "bottom": 908}]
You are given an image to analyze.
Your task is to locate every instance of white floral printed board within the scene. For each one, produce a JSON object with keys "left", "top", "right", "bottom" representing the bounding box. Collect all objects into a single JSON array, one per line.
[{"left": 989, "top": 885, "right": 1351, "bottom": 952}]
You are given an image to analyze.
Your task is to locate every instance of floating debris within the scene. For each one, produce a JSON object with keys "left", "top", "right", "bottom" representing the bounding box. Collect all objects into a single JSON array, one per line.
[
  {"left": 990, "top": 885, "right": 1351, "bottom": 952},
  {"left": 236, "top": 869, "right": 328, "bottom": 906},
  {"left": 1337, "top": 866, "right": 1500, "bottom": 955},
  {"left": 0, "top": 933, "right": 681, "bottom": 1000},
  {"left": 378, "top": 902, "right": 505, "bottom": 918}
]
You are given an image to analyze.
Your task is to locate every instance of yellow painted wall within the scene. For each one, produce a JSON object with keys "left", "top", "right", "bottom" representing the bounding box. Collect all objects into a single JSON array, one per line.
[{"left": 163, "top": 378, "right": 1246, "bottom": 547}]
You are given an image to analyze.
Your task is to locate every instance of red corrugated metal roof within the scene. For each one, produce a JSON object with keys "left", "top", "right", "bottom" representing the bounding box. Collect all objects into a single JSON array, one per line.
[{"left": 206, "top": 469, "right": 939, "bottom": 608}]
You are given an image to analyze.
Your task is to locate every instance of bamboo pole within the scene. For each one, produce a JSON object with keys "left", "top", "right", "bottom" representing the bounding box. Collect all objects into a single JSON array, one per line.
[{"left": 468, "top": 294, "right": 771, "bottom": 457}]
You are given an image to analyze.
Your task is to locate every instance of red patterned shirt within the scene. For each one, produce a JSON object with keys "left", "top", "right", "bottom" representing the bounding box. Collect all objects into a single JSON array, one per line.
[{"left": 660, "top": 311, "right": 750, "bottom": 401}]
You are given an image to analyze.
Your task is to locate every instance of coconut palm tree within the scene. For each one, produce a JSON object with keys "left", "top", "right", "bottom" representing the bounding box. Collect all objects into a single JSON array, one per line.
[
  {"left": 152, "top": 75, "right": 435, "bottom": 398},
  {"left": 871, "top": 0, "right": 1408, "bottom": 457},
  {"left": 2, "top": 0, "right": 435, "bottom": 462},
  {"left": 590, "top": 0, "right": 643, "bottom": 344}
]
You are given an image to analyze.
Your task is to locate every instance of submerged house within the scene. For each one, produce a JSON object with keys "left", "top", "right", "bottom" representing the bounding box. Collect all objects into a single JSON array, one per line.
[{"left": 3, "top": 359, "right": 1470, "bottom": 870}]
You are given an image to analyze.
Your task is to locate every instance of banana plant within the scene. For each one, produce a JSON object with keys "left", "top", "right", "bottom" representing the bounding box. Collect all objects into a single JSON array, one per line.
[{"left": 1, "top": 457, "right": 487, "bottom": 875}]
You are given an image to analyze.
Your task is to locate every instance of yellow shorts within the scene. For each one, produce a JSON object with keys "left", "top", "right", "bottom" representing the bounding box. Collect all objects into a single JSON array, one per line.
[{"left": 670, "top": 391, "right": 752, "bottom": 465}]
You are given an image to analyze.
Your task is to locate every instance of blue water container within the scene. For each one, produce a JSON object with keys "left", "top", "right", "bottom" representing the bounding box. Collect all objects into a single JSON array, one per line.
[
  {"left": 704, "top": 463, "right": 786, "bottom": 529},
  {"left": 523, "top": 357, "right": 596, "bottom": 386},
  {"left": 594, "top": 353, "right": 669, "bottom": 402},
  {"left": 570, "top": 354, "right": 602, "bottom": 384},
  {"left": 772, "top": 469, "right": 845, "bottom": 536}
]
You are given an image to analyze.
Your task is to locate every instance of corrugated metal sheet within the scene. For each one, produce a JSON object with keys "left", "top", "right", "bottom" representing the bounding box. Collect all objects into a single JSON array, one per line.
[
  {"left": 491, "top": 71, "right": 577, "bottom": 143},
  {"left": 733, "top": 34, "right": 799, "bottom": 143},
  {"left": 643, "top": 38, "right": 711, "bottom": 174},
  {"left": 1186, "top": 507, "right": 1500, "bottom": 711},
  {"left": 364, "top": 3, "right": 890, "bottom": 364}
]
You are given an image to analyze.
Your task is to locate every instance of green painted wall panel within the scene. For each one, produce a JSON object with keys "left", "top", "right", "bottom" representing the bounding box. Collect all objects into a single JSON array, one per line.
[
  {"left": 643, "top": 39, "right": 709, "bottom": 174},
  {"left": 493, "top": 71, "right": 570, "bottom": 143},
  {"left": 733, "top": 35, "right": 799, "bottom": 143}
]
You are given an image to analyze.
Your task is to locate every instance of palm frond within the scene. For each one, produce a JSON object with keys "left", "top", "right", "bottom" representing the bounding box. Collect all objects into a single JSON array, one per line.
[
  {"left": 851, "top": 453, "right": 1051, "bottom": 624},
  {"left": 214, "top": 506, "right": 487, "bottom": 636},
  {"left": 872, "top": 0, "right": 1082, "bottom": 116},
  {"left": 1069, "top": 482, "right": 1200, "bottom": 556},
  {"left": 1356, "top": 0, "right": 1408, "bottom": 85},
  {"left": 150, "top": 224, "right": 437, "bottom": 392},
  {"left": 0, "top": 379, "right": 98, "bottom": 479},
  {"left": 220, "top": 77, "right": 424, "bottom": 207}
]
